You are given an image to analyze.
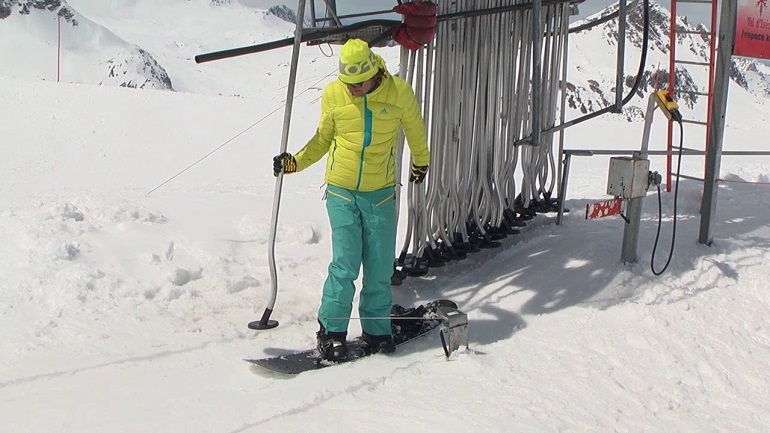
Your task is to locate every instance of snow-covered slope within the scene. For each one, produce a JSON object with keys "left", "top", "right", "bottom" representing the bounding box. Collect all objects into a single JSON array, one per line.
[
  {"left": 2, "top": 2, "right": 770, "bottom": 431},
  {"left": 2, "top": 69, "right": 770, "bottom": 433}
]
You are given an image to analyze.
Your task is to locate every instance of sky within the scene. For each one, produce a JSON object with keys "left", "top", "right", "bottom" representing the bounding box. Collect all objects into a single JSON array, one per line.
[{"left": 2, "top": 1, "right": 770, "bottom": 432}]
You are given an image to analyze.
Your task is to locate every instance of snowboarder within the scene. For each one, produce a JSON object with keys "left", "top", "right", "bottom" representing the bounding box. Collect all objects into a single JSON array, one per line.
[{"left": 273, "top": 39, "right": 430, "bottom": 361}]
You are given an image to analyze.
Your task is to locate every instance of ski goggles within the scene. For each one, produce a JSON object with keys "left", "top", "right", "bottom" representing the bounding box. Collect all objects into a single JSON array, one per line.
[{"left": 342, "top": 79, "right": 368, "bottom": 88}]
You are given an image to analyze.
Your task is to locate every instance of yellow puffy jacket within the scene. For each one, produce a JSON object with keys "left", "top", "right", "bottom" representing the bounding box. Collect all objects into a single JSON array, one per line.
[{"left": 293, "top": 67, "right": 430, "bottom": 192}]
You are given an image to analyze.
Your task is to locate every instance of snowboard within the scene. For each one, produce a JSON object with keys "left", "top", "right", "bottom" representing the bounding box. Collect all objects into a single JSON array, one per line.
[{"left": 246, "top": 299, "right": 458, "bottom": 375}]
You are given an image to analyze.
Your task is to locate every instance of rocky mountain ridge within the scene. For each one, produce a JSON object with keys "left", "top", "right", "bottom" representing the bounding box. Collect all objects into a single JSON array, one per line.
[
  {"left": 566, "top": 0, "right": 770, "bottom": 120},
  {"left": 2, "top": 0, "right": 768, "bottom": 108}
]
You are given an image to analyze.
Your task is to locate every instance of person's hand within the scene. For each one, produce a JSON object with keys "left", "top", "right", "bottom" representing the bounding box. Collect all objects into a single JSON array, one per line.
[
  {"left": 273, "top": 152, "right": 297, "bottom": 177},
  {"left": 409, "top": 163, "right": 428, "bottom": 184}
]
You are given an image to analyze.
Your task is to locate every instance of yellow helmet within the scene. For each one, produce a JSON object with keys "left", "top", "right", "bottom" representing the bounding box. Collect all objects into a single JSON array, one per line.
[{"left": 338, "top": 39, "right": 379, "bottom": 84}]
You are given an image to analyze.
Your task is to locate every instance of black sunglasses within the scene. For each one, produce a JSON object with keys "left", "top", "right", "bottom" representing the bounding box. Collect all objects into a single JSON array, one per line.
[{"left": 345, "top": 80, "right": 368, "bottom": 88}]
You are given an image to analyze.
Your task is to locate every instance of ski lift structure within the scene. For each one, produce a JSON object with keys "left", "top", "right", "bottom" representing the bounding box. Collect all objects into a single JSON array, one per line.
[
  {"left": 563, "top": 0, "right": 770, "bottom": 267},
  {"left": 193, "top": 0, "right": 770, "bottom": 335},
  {"left": 305, "top": 0, "right": 394, "bottom": 47},
  {"left": 195, "top": 0, "right": 587, "bottom": 334}
]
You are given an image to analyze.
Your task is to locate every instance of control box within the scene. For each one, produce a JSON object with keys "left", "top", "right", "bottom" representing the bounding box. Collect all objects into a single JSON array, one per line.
[{"left": 607, "top": 157, "right": 650, "bottom": 199}]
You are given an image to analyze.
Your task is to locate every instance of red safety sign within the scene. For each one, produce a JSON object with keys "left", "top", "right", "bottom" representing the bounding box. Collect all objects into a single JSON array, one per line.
[
  {"left": 734, "top": 0, "right": 770, "bottom": 60},
  {"left": 585, "top": 198, "right": 623, "bottom": 220}
]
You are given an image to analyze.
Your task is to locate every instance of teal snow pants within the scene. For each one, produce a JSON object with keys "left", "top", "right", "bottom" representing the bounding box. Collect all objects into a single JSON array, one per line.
[{"left": 318, "top": 184, "right": 397, "bottom": 337}]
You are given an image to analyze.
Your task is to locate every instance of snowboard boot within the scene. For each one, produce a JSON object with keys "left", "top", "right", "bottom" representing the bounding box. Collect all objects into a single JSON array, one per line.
[
  {"left": 316, "top": 325, "right": 348, "bottom": 361},
  {"left": 362, "top": 331, "right": 396, "bottom": 354}
]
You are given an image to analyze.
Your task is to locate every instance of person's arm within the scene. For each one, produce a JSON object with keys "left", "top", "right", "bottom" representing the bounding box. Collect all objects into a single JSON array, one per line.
[
  {"left": 294, "top": 86, "right": 336, "bottom": 171},
  {"left": 398, "top": 82, "right": 430, "bottom": 166}
]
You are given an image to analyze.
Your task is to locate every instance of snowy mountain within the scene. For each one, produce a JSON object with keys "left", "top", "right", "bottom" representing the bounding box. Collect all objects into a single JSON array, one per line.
[
  {"left": 568, "top": 0, "right": 770, "bottom": 119},
  {"left": 0, "top": 0, "right": 302, "bottom": 91},
  {"left": 4, "top": 0, "right": 768, "bottom": 108},
  {"left": 0, "top": 0, "right": 173, "bottom": 89},
  {"left": 267, "top": 4, "right": 297, "bottom": 23}
]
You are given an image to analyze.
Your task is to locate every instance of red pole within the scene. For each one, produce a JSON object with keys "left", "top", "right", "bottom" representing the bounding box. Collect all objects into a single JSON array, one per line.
[{"left": 57, "top": 14, "right": 61, "bottom": 82}]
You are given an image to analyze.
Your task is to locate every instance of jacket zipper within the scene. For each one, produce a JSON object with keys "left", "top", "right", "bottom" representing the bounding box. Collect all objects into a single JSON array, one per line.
[{"left": 355, "top": 95, "right": 373, "bottom": 190}]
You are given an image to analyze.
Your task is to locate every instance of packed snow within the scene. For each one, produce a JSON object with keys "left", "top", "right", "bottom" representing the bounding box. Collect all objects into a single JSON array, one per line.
[{"left": 2, "top": 1, "right": 770, "bottom": 432}]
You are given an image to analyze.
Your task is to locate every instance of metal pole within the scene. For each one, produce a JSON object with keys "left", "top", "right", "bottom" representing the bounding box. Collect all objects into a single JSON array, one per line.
[
  {"left": 249, "top": 0, "right": 307, "bottom": 330},
  {"left": 556, "top": 153, "right": 571, "bottom": 225},
  {"left": 615, "top": 0, "right": 627, "bottom": 112},
  {"left": 639, "top": 94, "right": 657, "bottom": 155},
  {"left": 556, "top": 1, "right": 569, "bottom": 199},
  {"left": 322, "top": 0, "right": 342, "bottom": 26},
  {"left": 621, "top": 194, "right": 642, "bottom": 263},
  {"left": 621, "top": 94, "right": 657, "bottom": 263},
  {"left": 666, "top": 0, "right": 677, "bottom": 193},
  {"left": 699, "top": 0, "right": 736, "bottom": 246}
]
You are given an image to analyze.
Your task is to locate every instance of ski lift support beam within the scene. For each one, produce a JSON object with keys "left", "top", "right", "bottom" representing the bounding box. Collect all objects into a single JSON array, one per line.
[{"left": 194, "top": 0, "right": 585, "bottom": 64}]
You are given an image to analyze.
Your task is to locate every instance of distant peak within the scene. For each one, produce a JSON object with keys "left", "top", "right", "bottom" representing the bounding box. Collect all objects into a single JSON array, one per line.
[
  {"left": 1, "top": 0, "right": 78, "bottom": 25},
  {"left": 268, "top": 5, "right": 296, "bottom": 24}
]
